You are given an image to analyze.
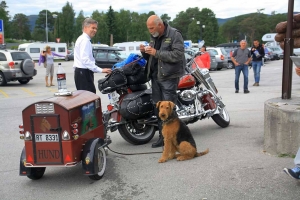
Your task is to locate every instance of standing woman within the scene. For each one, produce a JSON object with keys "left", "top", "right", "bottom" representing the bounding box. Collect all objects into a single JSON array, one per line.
[{"left": 40, "top": 45, "right": 65, "bottom": 87}]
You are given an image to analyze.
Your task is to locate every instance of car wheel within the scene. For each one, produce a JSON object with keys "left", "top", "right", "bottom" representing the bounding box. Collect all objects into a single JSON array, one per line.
[
  {"left": 21, "top": 59, "right": 35, "bottom": 75},
  {"left": 227, "top": 62, "right": 234, "bottom": 69},
  {"left": 18, "top": 79, "right": 30, "bottom": 84},
  {"left": 0, "top": 72, "right": 7, "bottom": 86}
]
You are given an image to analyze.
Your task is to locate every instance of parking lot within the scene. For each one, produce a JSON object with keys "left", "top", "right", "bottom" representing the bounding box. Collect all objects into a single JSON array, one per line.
[{"left": 1, "top": 59, "right": 300, "bottom": 200}]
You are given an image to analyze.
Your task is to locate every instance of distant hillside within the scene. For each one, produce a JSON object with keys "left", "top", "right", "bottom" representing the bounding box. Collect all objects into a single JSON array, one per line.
[{"left": 27, "top": 12, "right": 300, "bottom": 31}]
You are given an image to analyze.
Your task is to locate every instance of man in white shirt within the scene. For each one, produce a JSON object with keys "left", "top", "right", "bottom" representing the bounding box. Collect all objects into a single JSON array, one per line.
[{"left": 73, "top": 18, "right": 111, "bottom": 93}]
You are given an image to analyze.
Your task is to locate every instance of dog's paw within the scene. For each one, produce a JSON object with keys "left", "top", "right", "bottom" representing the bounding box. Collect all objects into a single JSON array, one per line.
[{"left": 158, "top": 158, "right": 167, "bottom": 163}]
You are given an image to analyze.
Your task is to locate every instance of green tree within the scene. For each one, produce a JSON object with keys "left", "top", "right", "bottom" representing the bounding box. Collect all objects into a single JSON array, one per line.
[
  {"left": 60, "top": 2, "right": 75, "bottom": 45},
  {"left": 106, "top": 6, "right": 116, "bottom": 45},
  {"left": 91, "top": 10, "right": 109, "bottom": 44},
  {"left": 10, "top": 14, "right": 31, "bottom": 40},
  {"left": 160, "top": 14, "right": 171, "bottom": 23},
  {"left": 32, "top": 9, "right": 54, "bottom": 42},
  {"left": 114, "top": 9, "right": 132, "bottom": 42},
  {"left": 0, "top": 1, "right": 10, "bottom": 38},
  {"left": 74, "top": 10, "right": 85, "bottom": 40}
]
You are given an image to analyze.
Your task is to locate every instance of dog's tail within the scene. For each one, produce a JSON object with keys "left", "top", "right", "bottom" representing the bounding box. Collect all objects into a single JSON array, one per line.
[{"left": 196, "top": 148, "right": 209, "bottom": 157}]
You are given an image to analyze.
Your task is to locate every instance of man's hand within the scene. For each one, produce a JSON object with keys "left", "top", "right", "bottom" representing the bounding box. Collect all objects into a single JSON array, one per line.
[
  {"left": 234, "top": 62, "right": 239, "bottom": 66},
  {"left": 102, "top": 68, "right": 112, "bottom": 74},
  {"left": 140, "top": 44, "right": 146, "bottom": 53},
  {"left": 295, "top": 67, "right": 300, "bottom": 76},
  {"left": 145, "top": 46, "right": 157, "bottom": 56}
]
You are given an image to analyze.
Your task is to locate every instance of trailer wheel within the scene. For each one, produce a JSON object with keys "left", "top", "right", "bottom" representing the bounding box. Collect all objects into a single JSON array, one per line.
[
  {"left": 88, "top": 143, "right": 106, "bottom": 180},
  {"left": 27, "top": 167, "right": 46, "bottom": 180}
]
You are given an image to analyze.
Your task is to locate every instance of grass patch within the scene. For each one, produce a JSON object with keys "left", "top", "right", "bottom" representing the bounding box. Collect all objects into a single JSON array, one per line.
[{"left": 278, "top": 153, "right": 296, "bottom": 158}]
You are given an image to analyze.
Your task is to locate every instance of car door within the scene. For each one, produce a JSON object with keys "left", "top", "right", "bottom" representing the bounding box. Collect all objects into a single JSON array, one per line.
[
  {"left": 107, "top": 52, "right": 122, "bottom": 68},
  {"left": 94, "top": 50, "right": 108, "bottom": 68}
]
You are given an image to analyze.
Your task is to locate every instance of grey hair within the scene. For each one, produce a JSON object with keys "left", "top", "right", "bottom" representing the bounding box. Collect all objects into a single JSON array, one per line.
[
  {"left": 82, "top": 18, "right": 98, "bottom": 30},
  {"left": 153, "top": 16, "right": 163, "bottom": 26},
  {"left": 240, "top": 40, "right": 247, "bottom": 43}
]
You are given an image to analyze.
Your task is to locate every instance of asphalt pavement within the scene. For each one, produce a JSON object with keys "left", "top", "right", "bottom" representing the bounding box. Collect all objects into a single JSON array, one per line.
[{"left": 0, "top": 60, "right": 300, "bottom": 200}]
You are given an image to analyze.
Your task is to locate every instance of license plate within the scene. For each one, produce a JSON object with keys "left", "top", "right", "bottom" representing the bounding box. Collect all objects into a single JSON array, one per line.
[
  {"left": 109, "top": 91, "right": 119, "bottom": 103},
  {"left": 35, "top": 134, "right": 59, "bottom": 142},
  {"left": 16, "top": 72, "right": 22, "bottom": 77}
]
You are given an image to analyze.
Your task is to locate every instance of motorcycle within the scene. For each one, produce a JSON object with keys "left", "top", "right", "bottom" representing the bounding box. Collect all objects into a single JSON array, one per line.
[{"left": 98, "top": 50, "right": 230, "bottom": 145}]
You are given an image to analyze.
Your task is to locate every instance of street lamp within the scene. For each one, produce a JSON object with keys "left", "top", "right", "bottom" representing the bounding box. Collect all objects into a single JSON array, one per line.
[
  {"left": 52, "top": 14, "right": 59, "bottom": 42},
  {"left": 45, "top": 10, "right": 48, "bottom": 43},
  {"left": 196, "top": 21, "right": 205, "bottom": 41}
]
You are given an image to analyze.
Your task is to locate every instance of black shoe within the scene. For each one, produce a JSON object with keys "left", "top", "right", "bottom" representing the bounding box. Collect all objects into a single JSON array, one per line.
[
  {"left": 244, "top": 90, "right": 250, "bottom": 94},
  {"left": 283, "top": 167, "right": 300, "bottom": 179},
  {"left": 152, "top": 136, "right": 164, "bottom": 148},
  {"left": 235, "top": 90, "right": 239, "bottom": 93}
]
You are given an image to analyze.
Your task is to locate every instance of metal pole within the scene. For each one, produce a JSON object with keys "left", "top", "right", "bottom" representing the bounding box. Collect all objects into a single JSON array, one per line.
[
  {"left": 58, "top": 17, "right": 59, "bottom": 38},
  {"left": 282, "top": 0, "right": 294, "bottom": 99}
]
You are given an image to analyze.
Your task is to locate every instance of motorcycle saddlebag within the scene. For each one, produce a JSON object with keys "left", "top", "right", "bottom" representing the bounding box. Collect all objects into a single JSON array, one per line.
[
  {"left": 119, "top": 89, "right": 154, "bottom": 120},
  {"left": 98, "top": 69, "right": 127, "bottom": 94},
  {"left": 127, "top": 67, "right": 149, "bottom": 85}
]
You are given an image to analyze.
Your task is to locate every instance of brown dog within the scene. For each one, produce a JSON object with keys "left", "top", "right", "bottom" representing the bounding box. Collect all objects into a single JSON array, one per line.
[{"left": 157, "top": 101, "right": 209, "bottom": 163}]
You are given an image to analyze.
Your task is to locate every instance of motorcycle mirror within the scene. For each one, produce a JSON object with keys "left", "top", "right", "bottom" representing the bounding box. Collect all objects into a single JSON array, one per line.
[{"left": 198, "top": 40, "right": 205, "bottom": 48}]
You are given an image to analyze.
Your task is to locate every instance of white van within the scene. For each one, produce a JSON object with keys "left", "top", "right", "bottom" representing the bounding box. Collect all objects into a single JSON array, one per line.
[
  {"left": 18, "top": 43, "right": 67, "bottom": 60},
  {"left": 262, "top": 33, "right": 300, "bottom": 55},
  {"left": 113, "top": 41, "right": 146, "bottom": 56}
]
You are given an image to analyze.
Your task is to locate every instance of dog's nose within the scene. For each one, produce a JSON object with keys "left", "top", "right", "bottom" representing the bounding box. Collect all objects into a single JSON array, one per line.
[{"left": 161, "top": 114, "right": 165, "bottom": 117}]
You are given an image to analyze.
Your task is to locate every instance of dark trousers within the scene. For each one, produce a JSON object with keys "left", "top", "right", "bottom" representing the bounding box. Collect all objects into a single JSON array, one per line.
[
  {"left": 74, "top": 68, "right": 96, "bottom": 94},
  {"left": 151, "top": 76, "right": 179, "bottom": 135}
]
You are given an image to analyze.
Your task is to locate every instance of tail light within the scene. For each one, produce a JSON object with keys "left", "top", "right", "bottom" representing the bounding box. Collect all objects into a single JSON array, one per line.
[
  {"left": 70, "top": 123, "right": 79, "bottom": 140},
  {"left": 19, "top": 124, "right": 24, "bottom": 139},
  {"left": 220, "top": 55, "right": 224, "bottom": 60},
  {"left": 8, "top": 62, "right": 15, "bottom": 69},
  {"left": 107, "top": 104, "right": 114, "bottom": 111}
]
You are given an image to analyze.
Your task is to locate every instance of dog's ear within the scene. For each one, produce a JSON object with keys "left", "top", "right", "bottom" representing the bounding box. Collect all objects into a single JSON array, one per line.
[
  {"left": 156, "top": 101, "right": 161, "bottom": 108},
  {"left": 168, "top": 101, "right": 175, "bottom": 110}
]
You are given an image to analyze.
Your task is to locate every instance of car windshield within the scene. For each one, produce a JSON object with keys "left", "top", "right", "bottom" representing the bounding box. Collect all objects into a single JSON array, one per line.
[{"left": 11, "top": 52, "right": 31, "bottom": 61}]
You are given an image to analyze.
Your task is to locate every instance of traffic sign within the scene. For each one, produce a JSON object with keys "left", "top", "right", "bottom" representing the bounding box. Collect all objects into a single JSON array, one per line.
[{"left": 0, "top": 20, "right": 3, "bottom": 32}]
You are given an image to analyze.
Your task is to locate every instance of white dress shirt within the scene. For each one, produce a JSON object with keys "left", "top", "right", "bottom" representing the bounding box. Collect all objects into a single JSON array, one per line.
[{"left": 73, "top": 32, "right": 102, "bottom": 73}]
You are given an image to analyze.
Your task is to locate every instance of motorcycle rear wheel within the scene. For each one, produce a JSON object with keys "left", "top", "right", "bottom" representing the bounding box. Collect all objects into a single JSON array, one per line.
[
  {"left": 212, "top": 106, "right": 230, "bottom": 128},
  {"left": 118, "top": 121, "right": 156, "bottom": 145}
]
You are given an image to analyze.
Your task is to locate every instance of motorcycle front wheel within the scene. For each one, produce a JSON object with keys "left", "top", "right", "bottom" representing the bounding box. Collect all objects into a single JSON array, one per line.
[
  {"left": 118, "top": 121, "right": 156, "bottom": 145},
  {"left": 212, "top": 105, "right": 230, "bottom": 128}
]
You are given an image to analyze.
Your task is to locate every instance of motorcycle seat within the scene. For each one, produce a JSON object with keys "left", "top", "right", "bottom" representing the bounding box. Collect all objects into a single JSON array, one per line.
[{"left": 128, "top": 84, "right": 148, "bottom": 92}]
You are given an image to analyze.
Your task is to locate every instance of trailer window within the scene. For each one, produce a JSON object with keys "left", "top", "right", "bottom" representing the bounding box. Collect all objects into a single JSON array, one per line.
[
  {"left": 51, "top": 48, "right": 55, "bottom": 51},
  {"left": 58, "top": 47, "right": 65, "bottom": 53},
  {"left": 30, "top": 48, "right": 40, "bottom": 53},
  {"left": 129, "top": 46, "right": 134, "bottom": 51},
  {"left": 119, "top": 47, "right": 125, "bottom": 51},
  {"left": 136, "top": 46, "right": 140, "bottom": 50},
  {"left": 19, "top": 48, "right": 25, "bottom": 51}
]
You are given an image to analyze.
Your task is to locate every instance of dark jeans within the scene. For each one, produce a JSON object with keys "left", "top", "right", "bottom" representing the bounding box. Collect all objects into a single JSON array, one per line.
[
  {"left": 74, "top": 68, "right": 96, "bottom": 94},
  {"left": 252, "top": 61, "right": 262, "bottom": 83},
  {"left": 235, "top": 64, "right": 249, "bottom": 91},
  {"left": 151, "top": 76, "right": 179, "bottom": 134}
]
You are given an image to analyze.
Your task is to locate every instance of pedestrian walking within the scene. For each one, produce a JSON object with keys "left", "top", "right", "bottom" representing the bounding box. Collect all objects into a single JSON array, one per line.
[{"left": 231, "top": 40, "right": 252, "bottom": 94}]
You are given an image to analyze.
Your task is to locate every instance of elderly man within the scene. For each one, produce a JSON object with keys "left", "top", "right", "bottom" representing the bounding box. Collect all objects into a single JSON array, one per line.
[
  {"left": 231, "top": 40, "right": 252, "bottom": 94},
  {"left": 140, "top": 15, "right": 185, "bottom": 148},
  {"left": 73, "top": 18, "right": 111, "bottom": 94}
]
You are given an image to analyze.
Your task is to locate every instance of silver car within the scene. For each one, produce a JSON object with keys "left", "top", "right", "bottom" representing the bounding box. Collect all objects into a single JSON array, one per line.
[
  {"left": 267, "top": 46, "right": 283, "bottom": 59},
  {"left": 0, "top": 50, "right": 36, "bottom": 86},
  {"left": 207, "top": 47, "right": 229, "bottom": 70}
]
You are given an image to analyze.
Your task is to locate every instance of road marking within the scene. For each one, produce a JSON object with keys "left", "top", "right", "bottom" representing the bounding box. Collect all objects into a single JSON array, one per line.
[
  {"left": 0, "top": 89, "right": 9, "bottom": 98},
  {"left": 21, "top": 88, "right": 36, "bottom": 96}
]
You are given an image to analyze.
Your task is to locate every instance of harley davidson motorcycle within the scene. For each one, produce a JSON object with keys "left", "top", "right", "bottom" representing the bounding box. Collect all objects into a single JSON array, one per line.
[{"left": 98, "top": 51, "right": 230, "bottom": 145}]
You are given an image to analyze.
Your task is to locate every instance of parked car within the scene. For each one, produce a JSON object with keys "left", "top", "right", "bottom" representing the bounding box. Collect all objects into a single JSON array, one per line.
[
  {"left": 208, "top": 51, "right": 218, "bottom": 71},
  {"left": 206, "top": 47, "right": 228, "bottom": 70},
  {"left": 267, "top": 46, "right": 283, "bottom": 59},
  {"left": 65, "top": 52, "right": 74, "bottom": 61},
  {"left": 92, "top": 46, "right": 127, "bottom": 68},
  {"left": 0, "top": 50, "right": 37, "bottom": 86},
  {"left": 225, "top": 49, "right": 234, "bottom": 69},
  {"left": 265, "top": 47, "right": 280, "bottom": 60}
]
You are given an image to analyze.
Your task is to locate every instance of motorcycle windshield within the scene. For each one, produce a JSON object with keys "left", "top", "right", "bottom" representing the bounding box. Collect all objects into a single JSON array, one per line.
[{"left": 191, "top": 53, "right": 211, "bottom": 71}]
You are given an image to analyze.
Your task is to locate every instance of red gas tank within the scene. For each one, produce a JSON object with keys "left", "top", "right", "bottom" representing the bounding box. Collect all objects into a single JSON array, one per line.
[{"left": 178, "top": 74, "right": 196, "bottom": 89}]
